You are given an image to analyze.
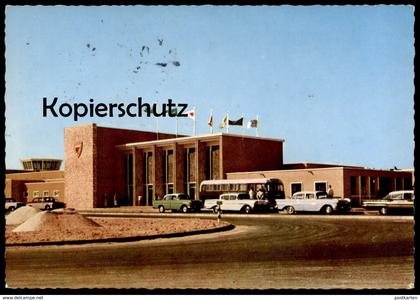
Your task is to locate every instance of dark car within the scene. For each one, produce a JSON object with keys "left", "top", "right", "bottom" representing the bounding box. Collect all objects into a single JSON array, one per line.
[
  {"left": 5, "top": 198, "right": 25, "bottom": 211},
  {"left": 27, "top": 197, "right": 66, "bottom": 210}
]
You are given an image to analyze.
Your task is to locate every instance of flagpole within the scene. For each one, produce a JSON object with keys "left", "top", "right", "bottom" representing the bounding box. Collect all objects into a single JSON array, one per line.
[
  {"left": 241, "top": 114, "right": 244, "bottom": 136},
  {"left": 156, "top": 101, "right": 159, "bottom": 139},
  {"left": 210, "top": 109, "right": 213, "bottom": 134},
  {"left": 176, "top": 116, "right": 178, "bottom": 137},
  {"left": 226, "top": 112, "right": 229, "bottom": 134},
  {"left": 156, "top": 116, "right": 159, "bottom": 139},
  {"left": 256, "top": 114, "right": 259, "bottom": 137},
  {"left": 193, "top": 107, "right": 196, "bottom": 136}
]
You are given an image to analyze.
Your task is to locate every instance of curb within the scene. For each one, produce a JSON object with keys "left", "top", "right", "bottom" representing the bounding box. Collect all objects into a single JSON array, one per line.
[{"left": 6, "top": 223, "right": 235, "bottom": 247}]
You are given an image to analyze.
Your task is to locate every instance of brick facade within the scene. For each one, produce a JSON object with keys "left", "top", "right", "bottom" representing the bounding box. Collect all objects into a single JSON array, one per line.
[
  {"left": 64, "top": 124, "right": 178, "bottom": 209},
  {"left": 227, "top": 166, "right": 413, "bottom": 206},
  {"left": 7, "top": 123, "right": 412, "bottom": 209},
  {"left": 5, "top": 170, "right": 64, "bottom": 203}
]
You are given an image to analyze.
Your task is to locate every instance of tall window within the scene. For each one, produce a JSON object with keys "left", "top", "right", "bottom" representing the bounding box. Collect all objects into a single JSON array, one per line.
[
  {"left": 350, "top": 176, "right": 357, "bottom": 195},
  {"left": 369, "top": 177, "right": 376, "bottom": 197},
  {"left": 205, "top": 145, "right": 220, "bottom": 180},
  {"left": 291, "top": 183, "right": 302, "bottom": 196},
  {"left": 360, "top": 176, "right": 367, "bottom": 196},
  {"left": 395, "top": 177, "right": 403, "bottom": 190},
  {"left": 314, "top": 181, "right": 327, "bottom": 192},
  {"left": 164, "top": 149, "right": 174, "bottom": 195},
  {"left": 124, "top": 153, "right": 134, "bottom": 204},
  {"left": 404, "top": 177, "right": 412, "bottom": 190},
  {"left": 184, "top": 148, "right": 196, "bottom": 199},
  {"left": 142, "top": 152, "right": 153, "bottom": 206}
]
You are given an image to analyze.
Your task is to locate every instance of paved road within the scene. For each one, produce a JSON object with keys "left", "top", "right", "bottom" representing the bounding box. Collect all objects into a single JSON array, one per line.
[{"left": 5, "top": 214, "right": 414, "bottom": 289}]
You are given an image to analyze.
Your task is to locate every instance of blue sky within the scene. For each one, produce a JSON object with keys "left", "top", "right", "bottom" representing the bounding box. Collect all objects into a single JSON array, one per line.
[{"left": 5, "top": 5, "right": 414, "bottom": 170}]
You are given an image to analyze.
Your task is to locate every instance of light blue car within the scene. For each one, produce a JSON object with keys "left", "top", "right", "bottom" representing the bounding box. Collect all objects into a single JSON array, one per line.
[{"left": 276, "top": 191, "right": 351, "bottom": 215}]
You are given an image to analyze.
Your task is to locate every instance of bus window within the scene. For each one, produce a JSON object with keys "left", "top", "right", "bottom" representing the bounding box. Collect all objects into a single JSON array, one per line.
[{"left": 199, "top": 178, "right": 284, "bottom": 201}]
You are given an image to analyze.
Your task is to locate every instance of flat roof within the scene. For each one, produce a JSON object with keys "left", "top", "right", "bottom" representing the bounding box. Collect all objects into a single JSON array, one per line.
[
  {"left": 21, "top": 158, "right": 62, "bottom": 161},
  {"left": 116, "top": 132, "right": 285, "bottom": 150}
]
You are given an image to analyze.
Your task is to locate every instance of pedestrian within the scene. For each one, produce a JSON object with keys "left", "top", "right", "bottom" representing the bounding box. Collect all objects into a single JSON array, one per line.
[
  {"left": 113, "top": 193, "right": 118, "bottom": 207},
  {"left": 103, "top": 193, "right": 108, "bottom": 208},
  {"left": 327, "top": 185, "right": 334, "bottom": 198},
  {"left": 249, "top": 187, "right": 256, "bottom": 199}
]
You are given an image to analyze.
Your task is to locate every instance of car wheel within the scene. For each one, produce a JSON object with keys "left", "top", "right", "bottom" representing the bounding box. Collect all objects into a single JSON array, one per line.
[
  {"left": 9, "top": 206, "right": 15, "bottom": 212},
  {"left": 285, "top": 206, "right": 295, "bottom": 215},
  {"left": 181, "top": 205, "right": 188, "bottom": 213},
  {"left": 379, "top": 207, "right": 388, "bottom": 215},
  {"left": 45, "top": 205, "right": 51, "bottom": 210},
  {"left": 323, "top": 205, "right": 333, "bottom": 215},
  {"left": 158, "top": 206, "right": 165, "bottom": 213},
  {"left": 242, "top": 205, "right": 251, "bottom": 214}
]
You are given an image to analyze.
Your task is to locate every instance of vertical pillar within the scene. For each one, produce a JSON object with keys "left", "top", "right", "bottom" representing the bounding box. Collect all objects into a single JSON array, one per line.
[
  {"left": 153, "top": 146, "right": 164, "bottom": 201},
  {"left": 174, "top": 143, "right": 184, "bottom": 194},
  {"left": 195, "top": 141, "right": 206, "bottom": 200},
  {"left": 218, "top": 135, "right": 224, "bottom": 179},
  {"left": 133, "top": 148, "right": 143, "bottom": 206}
]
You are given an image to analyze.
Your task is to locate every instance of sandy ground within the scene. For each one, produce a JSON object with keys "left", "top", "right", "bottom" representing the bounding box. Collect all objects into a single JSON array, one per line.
[{"left": 5, "top": 216, "right": 230, "bottom": 245}]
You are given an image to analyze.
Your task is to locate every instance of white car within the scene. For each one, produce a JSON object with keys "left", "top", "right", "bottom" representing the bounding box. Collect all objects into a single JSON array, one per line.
[
  {"left": 5, "top": 198, "right": 25, "bottom": 211},
  {"left": 362, "top": 190, "right": 414, "bottom": 215},
  {"left": 204, "top": 193, "right": 260, "bottom": 214},
  {"left": 276, "top": 191, "right": 351, "bottom": 215}
]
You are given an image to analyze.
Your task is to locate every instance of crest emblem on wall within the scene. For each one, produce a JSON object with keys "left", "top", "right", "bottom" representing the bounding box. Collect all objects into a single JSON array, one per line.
[{"left": 74, "top": 142, "right": 83, "bottom": 158}]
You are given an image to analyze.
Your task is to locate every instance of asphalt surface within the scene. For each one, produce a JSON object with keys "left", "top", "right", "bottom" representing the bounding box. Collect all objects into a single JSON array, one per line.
[{"left": 5, "top": 212, "right": 415, "bottom": 290}]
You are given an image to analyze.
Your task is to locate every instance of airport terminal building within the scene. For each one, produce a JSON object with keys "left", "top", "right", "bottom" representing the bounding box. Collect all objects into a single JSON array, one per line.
[
  {"left": 64, "top": 124, "right": 284, "bottom": 209},
  {"left": 6, "top": 123, "right": 413, "bottom": 209}
]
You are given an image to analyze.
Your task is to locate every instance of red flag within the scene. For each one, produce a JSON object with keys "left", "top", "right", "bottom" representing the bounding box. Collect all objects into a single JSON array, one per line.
[
  {"left": 186, "top": 109, "right": 195, "bottom": 120},
  {"left": 208, "top": 111, "right": 213, "bottom": 127}
]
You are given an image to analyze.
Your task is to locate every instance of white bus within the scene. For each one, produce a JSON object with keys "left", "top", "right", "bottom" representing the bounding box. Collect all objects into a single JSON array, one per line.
[{"left": 199, "top": 178, "right": 285, "bottom": 202}]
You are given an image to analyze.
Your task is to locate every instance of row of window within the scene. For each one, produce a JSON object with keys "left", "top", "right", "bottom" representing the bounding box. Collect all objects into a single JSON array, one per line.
[
  {"left": 350, "top": 176, "right": 412, "bottom": 198},
  {"left": 22, "top": 160, "right": 61, "bottom": 171},
  {"left": 202, "top": 183, "right": 250, "bottom": 192},
  {"left": 30, "top": 190, "right": 61, "bottom": 198},
  {"left": 125, "top": 145, "right": 221, "bottom": 203},
  {"left": 291, "top": 181, "right": 328, "bottom": 196}
]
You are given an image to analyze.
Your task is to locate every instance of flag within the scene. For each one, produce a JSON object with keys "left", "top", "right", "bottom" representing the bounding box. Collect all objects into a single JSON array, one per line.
[
  {"left": 247, "top": 119, "right": 258, "bottom": 128},
  {"left": 186, "top": 109, "right": 195, "bottom": 120},
  {"left": 208, "top": 111, "right": 213, "bottom": 127},
  {"left": 219, "top": 116, "right": 228, "bottom": 128},
  {"left": 229, "top": 117, "right": 243, "bottom": 126}
]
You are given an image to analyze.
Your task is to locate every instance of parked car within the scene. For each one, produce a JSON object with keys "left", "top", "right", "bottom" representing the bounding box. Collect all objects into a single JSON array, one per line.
[
  {"left": 27, "top": 197, "right": 66, "bottom": 210},
  {"left": 153, "top": 193, "right": 203, "bottom": 213},
  {"left": 276, "top": 191, "right": 352, "bottom": 215},
  {"left": 5, "top": 198, "right": 25, "bottom": 211},
  {"left": 204, "top": 192, "right": 270, "bottom": 214},
  {"left": 362, "top": 190, "right": 414, "bottom": 215}
]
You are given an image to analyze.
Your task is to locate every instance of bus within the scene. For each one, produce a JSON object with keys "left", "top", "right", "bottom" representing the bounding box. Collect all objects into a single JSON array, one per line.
[{"left": 199, "top": 178, "right": 285, "bottom": 201}]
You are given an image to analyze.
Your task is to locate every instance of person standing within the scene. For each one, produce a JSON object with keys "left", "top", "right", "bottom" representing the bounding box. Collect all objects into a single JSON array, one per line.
[
  {"left": 249, "top": 187, "right": 256, "bottom": 199},
  {"left": 257, "top": 188, "right": 265, "bottom": 200},
  {"left": 327, "top": 185, "right": 334, "bottom": 198}
]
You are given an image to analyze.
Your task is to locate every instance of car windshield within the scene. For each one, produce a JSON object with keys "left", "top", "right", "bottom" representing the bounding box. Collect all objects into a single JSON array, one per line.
[
  {"left": 178, "top": 194, "right": 190, "bottom": 200},
  {"left": 238, "top": 194, "right": 250, "bottom": 200},
  {"left": 384, "top": 193, "right": 402, "bottom": 200}
]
